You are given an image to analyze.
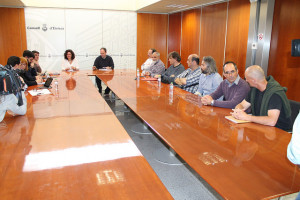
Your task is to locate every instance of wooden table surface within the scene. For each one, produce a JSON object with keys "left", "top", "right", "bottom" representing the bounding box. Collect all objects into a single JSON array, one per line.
[
  {"left": 95, "top": 69, "right": 300, "bottom": 200},
  {"left": 0, "top": 72, "right": 173, "bottom": 200}
]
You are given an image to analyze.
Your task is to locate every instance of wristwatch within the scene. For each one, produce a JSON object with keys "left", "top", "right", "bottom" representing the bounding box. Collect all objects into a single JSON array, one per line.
[{"left": 211, "top": 100, "right": 214, "bottom": 106}]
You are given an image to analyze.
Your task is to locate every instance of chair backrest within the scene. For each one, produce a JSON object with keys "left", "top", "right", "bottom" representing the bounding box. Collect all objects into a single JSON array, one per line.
[{"left": 289, "top": 99, "right": 300, "bottom": 126}]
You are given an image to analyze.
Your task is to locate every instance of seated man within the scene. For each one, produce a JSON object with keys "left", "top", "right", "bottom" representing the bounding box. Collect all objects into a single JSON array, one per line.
[
  {"left": 155, "top": 51, "right": 185, "bottom": 84},
  {"left": 32, "top": 50, "right": 42, "bottom": 74},
  {"left": 93, "top": 47, "right": 114, "bottom": 95},
  {"left": 232, "top": 65, "right": 292, "bottom": 131},
  {"left": 201, "top": 61, "right": 250, "bottom": 108},
  {"left": 0, "top": 60, "right": 27, "bottom": 122},
  {"left": 194, "top": 56, "right": 223, "bottom": 96},
  {"left": 23, "top": 50, "right": 37, "bottom": 77},
  {"left": 141, "top": 48, "right": 156, "bottom": 75},
  {"left": 174, "top": 54, "right": 202, "bottom": 94},
  {"left": 145, "top": 52, "right": 165, "bottom": 77}
]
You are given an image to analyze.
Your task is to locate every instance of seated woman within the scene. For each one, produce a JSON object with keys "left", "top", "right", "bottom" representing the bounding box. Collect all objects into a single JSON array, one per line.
[
  {"left": 62, "top": 49, "right": 79, "bottom": 71},
  {"left": 19, "top": 57, "right": 42, "bottom": 86}
]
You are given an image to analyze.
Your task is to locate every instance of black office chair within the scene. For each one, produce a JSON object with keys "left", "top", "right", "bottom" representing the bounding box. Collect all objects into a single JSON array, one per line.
[{"left": 289, "top": 99, "right": 300, "bottom": 126}]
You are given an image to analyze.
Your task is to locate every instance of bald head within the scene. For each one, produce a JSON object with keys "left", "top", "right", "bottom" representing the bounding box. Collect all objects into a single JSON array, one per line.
[{"left": 245, "top": 65, "right": 265, "bottom": 81}]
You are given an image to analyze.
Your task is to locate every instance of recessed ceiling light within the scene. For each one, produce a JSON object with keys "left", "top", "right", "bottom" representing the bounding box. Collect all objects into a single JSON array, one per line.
[{"left": 166, "top": 4, "right": 189, "bottom": 8}]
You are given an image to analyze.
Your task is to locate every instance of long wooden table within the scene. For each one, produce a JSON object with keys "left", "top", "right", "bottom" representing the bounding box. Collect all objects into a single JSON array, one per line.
[
  {"left": 0, "top": 72, "right": 173, "bottom": 199},
  {"left": 91, "top": 69, "right": 300, "bottom": 200}
]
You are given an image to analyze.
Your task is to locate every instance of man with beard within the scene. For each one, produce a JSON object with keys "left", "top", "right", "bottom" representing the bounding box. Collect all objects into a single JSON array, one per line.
[{"left": 194, "top": 56, "right": 223, "bottom": 97}]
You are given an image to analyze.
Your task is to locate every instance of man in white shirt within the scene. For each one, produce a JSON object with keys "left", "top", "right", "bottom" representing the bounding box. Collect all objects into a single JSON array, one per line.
[{"left": 141, "top": 48, "right": 156, "bottom": 75}]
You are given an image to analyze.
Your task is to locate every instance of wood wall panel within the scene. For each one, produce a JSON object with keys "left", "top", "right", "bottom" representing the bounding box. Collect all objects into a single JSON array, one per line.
[
  {"left": 137, "top": 13, "right": 168, "bottom": 70},
  {"left": 0, "top": 8, "right": 27, "bottom": 65},
  {"left": 181, "top": 9, "right": 201, "bottom": 68},
  {"left": 200, "top": 3, "right": 227, "bottom": 73},
  {"left": 225, "top": 0, "right": 250, "bottom": 78},
  {"left": 268, "top": 0, "right": 300, "bottom": 101},
  {"left": 168, "top": 12, "right": 182, "bottom": 67}
]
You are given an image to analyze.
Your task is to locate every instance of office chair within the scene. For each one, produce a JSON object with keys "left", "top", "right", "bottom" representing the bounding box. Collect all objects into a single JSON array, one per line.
[{"left": 289, "top": 99, "right": 300, "bottom": 126}]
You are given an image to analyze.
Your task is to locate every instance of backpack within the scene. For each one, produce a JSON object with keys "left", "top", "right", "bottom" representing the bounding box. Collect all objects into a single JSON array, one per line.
[{"left": 0, "top": 65, "right": 24, "bottom": 106}]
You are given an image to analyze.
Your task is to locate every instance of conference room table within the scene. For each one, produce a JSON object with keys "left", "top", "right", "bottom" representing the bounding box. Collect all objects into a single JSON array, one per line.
[
  {"left": 0, "top": 72, "right": 173, "bottom": 199},
  {"left": 86, "top": 69, "right": 300, "bottom": 200}
]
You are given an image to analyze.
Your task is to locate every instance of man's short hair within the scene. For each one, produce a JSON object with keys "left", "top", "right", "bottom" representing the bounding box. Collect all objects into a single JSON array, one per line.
[
  {"left": 153, "top": 52, "right": 160, "bottom": 57},
  {"left": 32, "top": 50, "right": 39, "bottom": 55},
  {"left": 100, "top": 47, "right": 107, "bottom": 53},
  {"left": 22, "top": 50, "right": 34, "bottom": 58},
  {"left": 223, "top": 61, "right": 237, "bottom": 71},
  {"left": 150, "top": 48, "right": 157, "bottom": 53},
  {"left": 202, "top": 56, "right": 217, "bottom": 74},
  {"left": 246, "top": 65, "right": 265, "bottom": 81},
  {"left": 7, "top": 56, "right": 20, "bottom": 67},
  {"left": 190, "top": 54, "right": 200, "bottom": 65},
  {"left": 168, "top": 51, "right": 181, "bottom": 62}
]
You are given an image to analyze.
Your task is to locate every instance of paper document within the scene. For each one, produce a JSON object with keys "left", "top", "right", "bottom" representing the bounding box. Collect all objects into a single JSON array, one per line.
[
  {"left": 29, "top": 89, "right": 51, "bottom": 96},
  {"left": 225, "top": 116, "right": 250, "bottom": 124}
]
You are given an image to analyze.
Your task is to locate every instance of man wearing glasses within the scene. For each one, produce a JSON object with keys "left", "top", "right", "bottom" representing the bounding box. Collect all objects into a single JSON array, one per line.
[{"left": 201, "top": 61, "right": 250, "bottom": 108}]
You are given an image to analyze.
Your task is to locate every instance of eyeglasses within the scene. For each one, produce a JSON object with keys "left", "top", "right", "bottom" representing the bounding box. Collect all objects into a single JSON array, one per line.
[{"left": 224, "top": 70, "right": 236, "bottom": 75}]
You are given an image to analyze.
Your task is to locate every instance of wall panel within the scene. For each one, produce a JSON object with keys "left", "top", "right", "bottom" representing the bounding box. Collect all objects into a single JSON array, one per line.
[
  {"left": 225, "top": 0, "right": 250, "bottom": 78},
  {"left": 0, "top": 8, "right": 27, "bottom": 65},
  {"left": 200, "top": 3, "right": 227, "bottom": 73},
  {"left": 137, "top": 13, "right": 168, "bottom": 70},
  {"left": 268, "top": 0, "right": 300, "bottom": 101},
  {"left": 168, "top": 12, "right": 181, "bottom": 67},
  {"left": 181, "top": 9, "right": 201, "bottom": 68}
]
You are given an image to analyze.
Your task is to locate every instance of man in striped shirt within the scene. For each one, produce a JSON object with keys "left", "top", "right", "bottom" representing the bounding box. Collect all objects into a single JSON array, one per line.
[{"left": 174, "top": 54, "right": 202, "bottom": 94}]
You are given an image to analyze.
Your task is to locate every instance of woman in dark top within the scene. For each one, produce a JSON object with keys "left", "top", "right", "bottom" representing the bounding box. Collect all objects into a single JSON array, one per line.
[{"left": 19, "top": 57, "right": 42, "bottom": 86}]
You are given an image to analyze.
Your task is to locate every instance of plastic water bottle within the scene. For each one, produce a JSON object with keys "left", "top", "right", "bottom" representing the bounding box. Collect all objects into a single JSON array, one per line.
[
  {"left": 169, "top": 82, "right": 174, "bottom": 104},
  {"left": 136, "top": 68, "right": 140, "bottom": 79},
  {"left": 170, "top": 82, "right": 174, "bottom": 90},
  {"left": 158, "top": 76, "right": 161, "bottom": 87},
  {"left": 54, "top": 79, "right": 58, "bottom": 90}
]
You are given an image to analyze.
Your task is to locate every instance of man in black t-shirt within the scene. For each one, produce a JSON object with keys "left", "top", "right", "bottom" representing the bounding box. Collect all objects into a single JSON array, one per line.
[
  {"left": 232, "top": 65, "right": 292, "bottom": 132},
  {"left": 93, "top": 47, "right": 114, "bottom": 95}
]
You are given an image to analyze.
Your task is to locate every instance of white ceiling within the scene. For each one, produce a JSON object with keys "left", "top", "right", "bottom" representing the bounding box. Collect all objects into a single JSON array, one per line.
[{"left": 0, "top": 0, "right": 225, "bottom": 13}]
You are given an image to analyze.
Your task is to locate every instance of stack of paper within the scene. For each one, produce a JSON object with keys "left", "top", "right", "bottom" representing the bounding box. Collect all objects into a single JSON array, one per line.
[{"left": 28, "top": 89, "right": 51, "bottom": 96}]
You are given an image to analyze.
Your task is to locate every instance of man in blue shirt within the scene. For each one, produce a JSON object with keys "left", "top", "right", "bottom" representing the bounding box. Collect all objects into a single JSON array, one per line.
[{"left": 194, "top": 56, "right": 223, "bottom": 97}]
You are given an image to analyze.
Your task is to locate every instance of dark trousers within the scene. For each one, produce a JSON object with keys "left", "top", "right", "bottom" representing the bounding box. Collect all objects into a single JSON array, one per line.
[{"left": 95, "top": 77, "right": 110, "bottom": 94}]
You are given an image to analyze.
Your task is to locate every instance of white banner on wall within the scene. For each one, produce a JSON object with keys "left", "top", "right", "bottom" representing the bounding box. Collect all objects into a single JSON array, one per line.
[{"left": 25, "top": 8, "right": 137, "bottom": 72}]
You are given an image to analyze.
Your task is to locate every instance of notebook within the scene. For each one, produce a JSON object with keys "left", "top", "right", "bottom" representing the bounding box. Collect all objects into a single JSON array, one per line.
[{"left": 225, "top": 116, "right": 250, "bottom": 124}]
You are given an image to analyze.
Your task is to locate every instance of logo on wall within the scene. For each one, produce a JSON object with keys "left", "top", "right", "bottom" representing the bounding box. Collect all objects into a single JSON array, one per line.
[
  {"left": 27, "top": 24, "right": 64, "bottom": 31},
  {"left": 42, "top": 24, "right": 48, "bottom": 32}
]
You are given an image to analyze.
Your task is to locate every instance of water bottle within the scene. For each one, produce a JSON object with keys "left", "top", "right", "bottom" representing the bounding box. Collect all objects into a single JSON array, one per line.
[
  {"left": 157, "top": 75, "right": 161, "bottom": 87},
  {"left": 136, "top": 68, "right": 140, "bottom": 79},
  {"left": 54, "top": 79, "right": 58, "bottom": 90},
  {"left": 170, "top": 82, "right": 174, "bottom": 90},
  {"left": 169, "top": 82, "right": 174, "bottom": 104}
]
